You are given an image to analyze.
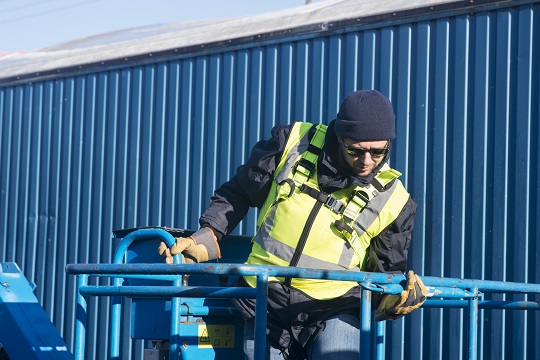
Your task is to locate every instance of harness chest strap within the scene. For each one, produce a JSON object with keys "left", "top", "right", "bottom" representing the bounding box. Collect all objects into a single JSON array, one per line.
[{"left": 295, "top": 183, "right": 371, "bottom": 263}]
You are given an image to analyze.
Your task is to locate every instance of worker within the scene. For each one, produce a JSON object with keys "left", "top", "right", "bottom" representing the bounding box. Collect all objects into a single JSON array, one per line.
[{"left": 158, "top": 89, "right": 427, "bottom": 359}]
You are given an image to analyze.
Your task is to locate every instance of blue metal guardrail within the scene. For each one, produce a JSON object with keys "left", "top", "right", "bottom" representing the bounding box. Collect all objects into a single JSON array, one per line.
[{"left": 65, "top": 228, "right": 540, "bottom": 360}]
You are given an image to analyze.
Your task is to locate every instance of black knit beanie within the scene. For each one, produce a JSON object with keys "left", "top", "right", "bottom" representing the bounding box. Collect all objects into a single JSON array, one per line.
[{"left": 334, "top": 90, "right": 396, "bottom": 141}]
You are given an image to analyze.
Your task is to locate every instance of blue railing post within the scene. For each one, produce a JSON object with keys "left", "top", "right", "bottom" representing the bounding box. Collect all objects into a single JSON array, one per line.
[
  {"left": 74, "top": 274, "right": 88, "bottom": 360},
  {"left": 376, "top": 320, "right": 385, "bottom": 360},
  {"left": 110, "top": 276, "right": 122, "bottom": 359},
  {"left": 468, "top": 286, "right": 479, "bottom": 360},
  {"left": 360, "top": 287, "right": 372, "bottom": 360},
  {"left": 254, "top": 271, "right": 269, "bottom": 359},
  {"left": 169, "top": 279, "right": 183, "bottom": 360}
]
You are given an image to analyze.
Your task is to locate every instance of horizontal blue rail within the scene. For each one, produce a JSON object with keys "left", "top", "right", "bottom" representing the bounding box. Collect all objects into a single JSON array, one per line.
[
  {"left": 66, "top": 262, "right": 540, "bottom": 295},
  {"left": 78, "top": 285, "right": 256, "bottom": 299}
]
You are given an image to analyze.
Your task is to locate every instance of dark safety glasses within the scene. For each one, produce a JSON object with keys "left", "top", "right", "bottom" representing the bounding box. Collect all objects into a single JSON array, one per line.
[{"left": 342, "top": 142, "right": 389, "bottom": 158}]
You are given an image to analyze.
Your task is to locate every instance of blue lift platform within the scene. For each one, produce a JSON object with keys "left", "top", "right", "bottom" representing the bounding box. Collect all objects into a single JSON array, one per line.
[
  {"left": 2, "top": 226, "right": 540, "bottom": 359},
  {"left": 63, "top": 227, "right": 540, "bottom": 360}
]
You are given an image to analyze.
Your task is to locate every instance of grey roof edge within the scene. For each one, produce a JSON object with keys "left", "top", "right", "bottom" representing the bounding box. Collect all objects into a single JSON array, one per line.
[{"left": 0, "top": 0, "right": 525, "bottom": 86}]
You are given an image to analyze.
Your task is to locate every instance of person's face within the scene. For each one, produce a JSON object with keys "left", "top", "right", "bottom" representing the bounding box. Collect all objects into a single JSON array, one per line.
[{"left": 339, "top": 137, "right": 389, "bottom": 176}]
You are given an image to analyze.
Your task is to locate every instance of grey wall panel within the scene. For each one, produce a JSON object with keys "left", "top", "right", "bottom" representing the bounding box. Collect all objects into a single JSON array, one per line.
[{"left": 1, "top": 2, "right": 539, "bottom": 359}]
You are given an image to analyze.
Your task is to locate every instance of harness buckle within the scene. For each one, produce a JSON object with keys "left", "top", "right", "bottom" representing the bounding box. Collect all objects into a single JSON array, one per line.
[
  {"left": 326, "top": 196, "right": 337, "bottom": 207},
  {"left": 353, "top": 190, "right": 370, "bottom": 205},
  {"left": 335, "top": 220, "right": 354, "bottom": 240},
  {"left": 325, "top": 196, "right": 346, "bottom": 213}
]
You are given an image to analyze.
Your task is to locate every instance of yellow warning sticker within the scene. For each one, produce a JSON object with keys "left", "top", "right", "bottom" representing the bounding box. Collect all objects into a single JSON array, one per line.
[{"left": 198, "top": 324, "right": 235, "bottom": 348}]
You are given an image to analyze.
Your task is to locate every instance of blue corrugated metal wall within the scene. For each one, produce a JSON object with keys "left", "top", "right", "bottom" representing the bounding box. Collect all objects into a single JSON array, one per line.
[{"left": 1, "top": 1, "right": 539, "bottom": 359}]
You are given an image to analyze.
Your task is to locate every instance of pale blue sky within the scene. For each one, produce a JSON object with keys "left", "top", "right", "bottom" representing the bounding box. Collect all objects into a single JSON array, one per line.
[{"left": 0, "top": 0, "right": 320, "bottom": 53}]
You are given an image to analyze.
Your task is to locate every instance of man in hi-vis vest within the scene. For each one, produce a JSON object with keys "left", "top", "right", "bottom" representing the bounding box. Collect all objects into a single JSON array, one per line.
[{"left": 159, "top": 90, "right": 427, "bottom": 360}]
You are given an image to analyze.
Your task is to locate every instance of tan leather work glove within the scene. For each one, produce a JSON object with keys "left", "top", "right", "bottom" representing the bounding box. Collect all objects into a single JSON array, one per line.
[
  {"left": 157, "top": 236, "right": 209, "bottom": 264},
  {"left": 375, "top": 270, "right": 427, "bottom": 321}
]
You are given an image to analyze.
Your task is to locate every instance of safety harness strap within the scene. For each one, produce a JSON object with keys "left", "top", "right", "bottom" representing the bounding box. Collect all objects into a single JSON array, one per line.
[
  {"left": 291, "top": 124, "right": 327, "bottom": 187},
  {"left": 299, "top": 183, "right": 373, "bottom": 263},
  {"left": 300, "top": 185, "right": 347, "bottom": 214}
]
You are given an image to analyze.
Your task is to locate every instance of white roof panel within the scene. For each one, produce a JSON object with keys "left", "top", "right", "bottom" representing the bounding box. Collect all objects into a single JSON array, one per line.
[{"left": 0, "top": 0, "right": 480, "bottom": 81}]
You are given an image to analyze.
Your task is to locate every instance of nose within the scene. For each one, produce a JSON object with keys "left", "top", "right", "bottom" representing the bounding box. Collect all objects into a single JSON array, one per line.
[{"left": 357, "top": 152, "right": 373, "bottom": 164}]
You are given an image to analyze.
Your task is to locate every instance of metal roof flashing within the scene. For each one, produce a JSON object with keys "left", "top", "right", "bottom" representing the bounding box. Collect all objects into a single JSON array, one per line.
[{"left": 0, "top": 0, "right": 522, "bottom": 86}]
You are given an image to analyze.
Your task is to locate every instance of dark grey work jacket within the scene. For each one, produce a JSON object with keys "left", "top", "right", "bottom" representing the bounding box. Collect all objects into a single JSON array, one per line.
[
  {"left": 200, "top": 120, "right": 417, "bottom": 274},
  {"left": 198, "top": 120, "right": 417, "bottom": 355}
]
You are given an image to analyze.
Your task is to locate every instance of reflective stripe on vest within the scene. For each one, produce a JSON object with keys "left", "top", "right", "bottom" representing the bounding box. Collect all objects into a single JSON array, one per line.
[{"left": 246, "top": 122, "right": 410, "bottom": 299}]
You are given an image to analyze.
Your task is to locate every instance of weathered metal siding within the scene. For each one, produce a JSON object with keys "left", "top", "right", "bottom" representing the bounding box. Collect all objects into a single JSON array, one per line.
[{"left": 1, "top": 1, "right": 539, "bottom": 359}]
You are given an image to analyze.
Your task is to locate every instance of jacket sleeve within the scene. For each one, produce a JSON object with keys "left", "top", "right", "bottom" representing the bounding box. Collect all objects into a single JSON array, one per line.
[
  {"left": 199, "top": 124, "right": 291, "bottom": 239},
  {"left": 364, "top": 196, "right": 417, "bottom": 274}
]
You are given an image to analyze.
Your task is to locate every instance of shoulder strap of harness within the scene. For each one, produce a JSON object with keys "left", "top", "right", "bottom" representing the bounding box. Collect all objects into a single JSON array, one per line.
[{"left": 291, "top": 124, "right": 327, "bottom": 187}]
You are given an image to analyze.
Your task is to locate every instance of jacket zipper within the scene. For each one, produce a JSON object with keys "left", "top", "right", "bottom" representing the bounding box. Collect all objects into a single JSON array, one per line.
[{"left": 285, "top": 201, "right": 323, "bottom": 286}]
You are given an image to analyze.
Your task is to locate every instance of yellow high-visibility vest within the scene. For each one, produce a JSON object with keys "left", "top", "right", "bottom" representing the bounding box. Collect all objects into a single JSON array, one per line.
[{"left": 244, "top": 122, "right": 410, "bottom": 300}]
